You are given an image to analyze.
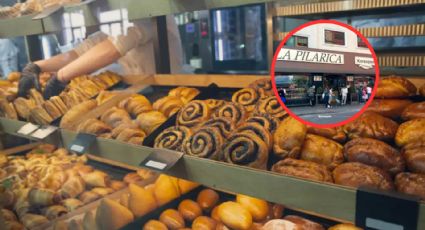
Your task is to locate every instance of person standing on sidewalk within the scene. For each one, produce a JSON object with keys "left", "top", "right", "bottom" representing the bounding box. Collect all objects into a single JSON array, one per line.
[
  {"left": 308, "top": 85, "right": 316, "bottom": 106},
  {"left": 341, "top": 85, "right": 348, "bottom": 105},
  {"left": 366, "top": 84, "right": 372, "bottom": 101},
  {"left": 328, "top": 88, "right": 333, "bottom": 108}
]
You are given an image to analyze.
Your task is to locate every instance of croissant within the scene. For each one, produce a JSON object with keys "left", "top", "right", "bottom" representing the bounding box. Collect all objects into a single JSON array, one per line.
[
  {"left": 96, "top": 91, "right": 119, "bottom": 105},
  {"left": 77, "top": 118, "right": 112, "bottom": 135},
  {"left": 28, "top": 188, "right": 60, "bottom": 206},
  {"left": 153, "top": 96, "right": 185, "bottom": 117},
  {"left": 83, "top": 170, "right": 110, "bottom": 188},
  {"left": 123, "top": 172, "right": 143, "bottom": 184},
  {"left": 43, "top": 205, "right": 68, "bottom": 220},
  {"left": 59, "top": 175, "right": 86, "bottom": 199},
  {"left": 61, "top": 198, "right": 83, "bottom": 212},
  {"left": 168, "top": 87, "right": 200, "bottom": 103},
  {"left": 20, "top": 214, "right": 49, "bottom": 230},
  {"left": 119, "top": 94, "right": 152, "bottom": 116},
  {"left": 78, "top": 191, "right": 101, "bottom": 204},
  {"left": 100, "top": 107, "right": 132, "bottom": 128},
  {"left": 14, "top": 199, "right": 30, "bottom": 218},
  {"left": 136, "top": 111, "right": 167, "bottom": 134}
]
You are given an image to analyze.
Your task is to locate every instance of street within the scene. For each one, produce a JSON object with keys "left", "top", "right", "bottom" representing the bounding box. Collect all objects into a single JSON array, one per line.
[{"left": 289, "top": 103, "right": 365, "bottom": 124}]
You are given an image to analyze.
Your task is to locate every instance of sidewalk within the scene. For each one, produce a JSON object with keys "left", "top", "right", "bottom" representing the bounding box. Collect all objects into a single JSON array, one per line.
[{"left": 289, "top": 103, "right": 365, "bottom": 124}]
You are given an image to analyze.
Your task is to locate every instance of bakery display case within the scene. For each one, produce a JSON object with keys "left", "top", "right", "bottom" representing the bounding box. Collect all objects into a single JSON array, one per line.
[{"left": 1, "top": 0, "right": 425, "bottom": 229}]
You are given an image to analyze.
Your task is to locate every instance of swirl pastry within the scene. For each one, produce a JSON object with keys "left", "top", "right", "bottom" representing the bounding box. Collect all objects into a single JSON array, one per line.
[
  {"left": 223, "top": 132, "right": 269, "bottom": 169},
  {"left": 231, "top": 88, "right": 260, "bottom": 112},
  {"left": 248, "top": 78, "right": 274, "bottom": 99},
  {"left": 300, "top": 134, "right": 344, "bottom": 170},
  {"left": 236, "top": 122, "right": 273, "bottom": 149},
  {"left": 182, "top": 127, "right": 224, "bottom": 160},
  {"left": 100, "top": 107, "right": 132, "bottom": 128},
  {"left": 255, "top": 96, "right": 287, "bottom": 120},
  {"left": 205, "top": 99, "right": 226, "bottom": 112},
  {"left": 343, "top": 112, "right": 399, "bottom": 142},
  {"left": 119, "top": 94, "right": 152, "bottom": 116},
  {"left": 202, "top": 117, "right": 235, "bottom": 138},
  {"left": 245, "top": 113, "right": 279, "bottom": 133},
  {"left": 136, "top": 111, "right": 167, "bottom": 134},
  {"left": 153, "top": 96, "right": 185, "bottom": 117},
  {"left": 273, "top": 116, "right": 307, "bottom": 159},
  {"left": 168, "top": 87, "right": 200, "bottom": 103},
  {"left": 177, "top": 100, "right": 211, "bottom": 127},
  {"left": 271, "top": 158, "right": 333, "bottom": 183},
  {"left": 395, "top": 118, "right": 425, "bottom": 147},
  {"left": 212, "top": 102, "right": 246, "bottom": 126},
  {"left": 154, "top": 126, "right": 192, "bottom": 151}
]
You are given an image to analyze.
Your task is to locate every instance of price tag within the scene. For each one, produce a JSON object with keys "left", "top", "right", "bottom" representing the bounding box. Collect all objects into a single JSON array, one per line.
[
  {"left": 140, "top": 148, "right": 184, "bottom": 172},
  {"left": 68, "top": 133, "right": 97, "bottom": 155},
  {"left": 30, "top": 126, "right": 58, "bottom": 139},
  {"left": 356, "top": 187, "right": 419, "bottom": 230},
  {"left": 17, "top": 123, "right": 39, "bottom": 135}
]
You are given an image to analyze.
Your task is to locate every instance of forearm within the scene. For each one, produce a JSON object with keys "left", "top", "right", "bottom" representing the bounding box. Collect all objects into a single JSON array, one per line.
[
  {"left": 57, "top": 39, "right": 121, "bottom": 82},
  {"left": 34, "top": 51, "right": 78, "bottom": 72}
]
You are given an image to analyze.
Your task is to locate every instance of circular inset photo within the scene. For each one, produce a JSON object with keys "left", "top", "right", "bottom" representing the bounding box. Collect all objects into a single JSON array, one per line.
[{"left": 271, "top": 20, "right": 379, "bottom": 128}]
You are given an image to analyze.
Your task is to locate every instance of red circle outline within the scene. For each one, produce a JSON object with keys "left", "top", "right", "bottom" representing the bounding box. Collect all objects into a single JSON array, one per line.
[{"left": 270, "top": 19, "right": 380, "bottom": 128}]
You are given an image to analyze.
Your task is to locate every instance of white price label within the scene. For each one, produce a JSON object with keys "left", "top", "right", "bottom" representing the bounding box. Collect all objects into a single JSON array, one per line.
[
  {"left": 17, "top": 123, "right": 39, "bottom": 135},
  {"left": 145, "top": 160, "right": 167, "bottom": 170},
  {"left": 70, "top": 144, "right": 84, "bottom": 153},
  {"left": 31, "top": 126, "right": 58, "bottom": 139}
]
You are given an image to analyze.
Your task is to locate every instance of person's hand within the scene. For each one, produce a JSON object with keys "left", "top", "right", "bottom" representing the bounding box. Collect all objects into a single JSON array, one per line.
[
  {"left": 17, "top": 63, "right": 42, "bottom": 97},
  {"left": 43, "top": 74, "right": 67, "bottom": 100}
]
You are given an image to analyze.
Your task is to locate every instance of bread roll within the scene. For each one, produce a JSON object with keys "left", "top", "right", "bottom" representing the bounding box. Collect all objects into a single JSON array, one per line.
[
  {"left": 402, "top": 142, "right": 425, "bottom": 174},
  {"left": 254, "top": 96, "right": 287, "bottom": 120},
  {"left": 95, "top": 198, "right": 134, "bottom": 230},
  {"left": 192, "top": 216, "right": 217, "bottom": 230},
  {"left": 60, "top": 100, "right": 97, "bottom": 129},
  {"left": 333, "top": 162, "right": 394, "bottom": 190},
  {"left": 183, "top": 127, "right": 225, "bottom": 160},
  {"left": 262, "top": 219, "right": 297, "bottom": 230},
  {"left": 217, "top": 201, "right": 252, "bottom": 230},
  {"left": 83, "top": 211, "right": 98, "bottom": 230},
  {"left": 376, "top": 76, "right": 417, "bottom": 98},
  {"left": 28, "top": 89, "right": 44, "bottom": 106},
  {"left": 328, "top": 223, "right": 363, "bottom": 230},
  {"left": 401, "top": 102, "right": 425, "bottom": 121},
  {"left": 78, "top": 191, "right": 100, "bottom": 204},
  {"left": 196, "top": 189, "right": 219, "bottom": 211},
  {"left": 395, "top": 172, "right": 425, "bottom": 200},
  {"left": 143, "top": 220, "right": 168, "bottom": 230},
  {"left": 235, "top": 194, "right": 268, "bottom": 222},
  {"left": 177, "top": 100, "right": 211, "bottom": 127},
  {"left": 154, "top": 126, "right": 191, "bottom": 151},
  {"left": 367, "top": 99, "right": 413, "bottom": 119},
  {"left": 307, "top": 126, "right": 346, "bottom": 143},
  {"left": 300, "top": 134, "right": 344, "bottom": 169},
  {"left": 153, "top": 96, "right": 185, "bottom": 117},
  {"left": 343, "top": 112, "right": 398, "bottom": 142},
  {"left": 136, "top": 110, "right": 167, "bottom": 134},
  {"left": 344, "top": 138, "right": 404, "bottom": 174},
  {"left": 213, "top": 102, "right": 246, "bottom": 126},
  {"left": 271, "top": 158, "right": 333, "bottom": 183},
  {"left": 178, "top": 199, "right": 202, "bottom": 222},
  {"left": 128, "top": 183, "right": 157, "bottom": 217},
  {"left": 232, "top": 88, "right": 260, "bottom": 112},
  {"left": 61, "top": 198, "right": 83, "bottom": 211},
  {"left": 154, "top": 175, "right": 181, "bottom": 206},
  {"left": 177, "top": 178, "right": 199, "bottom": 194},
  {"left": 395, "top": 118, "right": 425, "bottom": 146},
  {"left": 43, "top": 205, "right": 68, "bottom": 220},
  {"left": 284, "top": 215, "right": 324, "bottom": 230},
  {"left": 273, "top": 116, "right": 307, "bottom": 159},
  {"left": 248, "top": 78, "right": 274, "bottom": 99},
  {"left": 159, "top": 209, "right": 185, "bottom": 229}
]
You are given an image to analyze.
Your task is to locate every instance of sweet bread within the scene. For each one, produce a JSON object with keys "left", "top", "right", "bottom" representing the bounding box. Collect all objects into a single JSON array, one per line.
[
  {"left": 307, "top": 126, "right": 346, "bottom": 143},
  {"left": 344, "top": 137, "right": 404, "bottom": 174},
  {"left": 95, "top": 198, "right": 134, "bottom": 230},
  {"left": 136, "top": 110, "right": 167, "bottom": 134},
  {"left": 83, "top": 170, "right": 110, "bottom": 187},
  {"left": 254, "top": 96, "right": 287, "bottom": 120},
  {"left": 333, "top": 162, "right": 394, "bottom": 190},
  {"left": 300, "top": 134, "right": 344, "bottom": 170},
  {"left": 395, "top": 172, "right": 425, "bottom": 200},
  {"left": 96, "top": 90, "right": 119, "bottom": 105},
  {"left": 284, "top": 215, "right": 325, "bottom": 230},
  {"left": 245, "top": 113, "right": 279, "bottom": 133},
  {"left": 205, "top": 99, "right": 226, "bottom": 112},
  {"left": 395, "top": 118, "right": 425, "bottom": 146},
  {"left": 168, "top": 87, "right": 200, "bottom": 103},
  {"left": 177, "top": 100, "right": 211, "bottom": 127},
  {"left": 201, "top": 117, "right": 235, "bottom": 138},
  {"left": 60, "top": 100, "right": 97, "bottom": 129},
  {"left": 118, "top": 94, "right": 152, "bottom": 116},
  {"left": 231, "top": 88, "right": 260, "bottom": 112},
  {"left": 235, "top": 194, "right": 268, "bottom": 222},
  {"left": 154, "top": 126, "right": 192, "bottom": 151},
  {"left": 14, "top": 97, "right": 36, "bottom": 120},
  {"left": 367, "top": 99, "right": 413, "bottom": 119},
  {"left": 273, "top": 116, "right": 307, "bottom": 159},
  {"left": 401, "top": 102, "right": 425, "bottom": 121},
  {"left": 223, "top": 132, "right": 269, "bottom": 169},
  {"left": 271, "top": 158, "right": 333, "bottom": 183},
  {"left": 343, "top": 112, "right": 399, "bottom": 142},
  {"left": 100, "top": 107, "right": 132, "bottom": 128},
  {"left": 0, "top": 98, "right": 17, "bottom": 119},
  {"left": 115, "top": 128, "right": 146, "bottom": 143},
  {"left": 376, "top": 76, "right": 417, "bottom": 98},
  {"left": 217, "top": 201, "right": 253, "bottom": 230},
  {"left": 77, "top": 118, "right": 112, "bottom": 135},
  {"left": 236, "top": 122, "right": 273, "bottom": 149},
  {"left": 183, "top": 127, "right": 224, "bottom": 160},
  {"left": 153, "top": 96, "right": 185, "bottom": 117},
  {"left": 29, "top": 107, "right": 54, "bottom": 125},
  {"left": 212, "top": 102, "right": 246, "bottom": 126},
  {"left": 159, "top": 209, "right": 185, "bottom": 229},
  {"left": 248, "top": 78, "right": 274, "bottom": 99},
  {"left": 402, "top": 142, "right": 425, "bottom": 174},
  {"left": 111, "top": 122, "right": 139, "bottom": 137}
]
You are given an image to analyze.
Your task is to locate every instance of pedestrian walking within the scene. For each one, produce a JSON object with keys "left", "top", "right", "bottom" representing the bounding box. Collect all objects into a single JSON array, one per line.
[
  {"left": 366, "top": 85, "right": 372, "bottom": 101},
  {"left": 328, "top": 88, "right": 333, "bottom": 108},
  {"left": 362, "top": 87, "right": 368, "bottom": 103},
  {"left": 308, "top": 85, "right": 316, "bottom": 106},
  {"left": 341, "top": 85, "right": 348, "bottom": 105}
]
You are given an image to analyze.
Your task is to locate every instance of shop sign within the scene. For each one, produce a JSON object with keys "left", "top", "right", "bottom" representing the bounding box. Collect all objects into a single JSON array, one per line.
[
  {"left": 355, "top": 56, "right": 374, "bottom": 70},
  {"left": 278, "top": 48, "right": 344, "bottom": 65},
  {"left": 313, "top": 75, "right": 322, "bottom": 81}
]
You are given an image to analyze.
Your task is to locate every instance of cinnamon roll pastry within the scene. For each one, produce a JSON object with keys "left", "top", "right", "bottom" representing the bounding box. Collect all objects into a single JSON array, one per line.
[
  {"left": 212, "top": 102, "right": 246, "bottom": 126},
  {"left": 273, "top": 116, "right": 307, "bottom": 159},
  {"left": 248, "top": 78, "right": 274, "bottom": 99},
  {"left": 223, "top": 132, "right": 269, "bottom": 170},
  {"left": 153, "top": 96, "right": 185, "bottom": 117},
  {"left": 119, "top": 94, "right": 152, "bottom": 116},
  {"left": 0, "top": 99, "right": 17, "bottom": 119},
  {"left": 168, "top": 87, "right": 200, "bottom": 103},
  {"left": 78, "top": 191, "right": 101, "bottom": 204},
  {"left": 236, "top": 122, "right": 273, "bottom": 149},
  {"left": 231, "top": 88, "right": 260, "bottom": 112},
  {"left": 202, "top": 117, "right": 235, "bottom": 138},
  {"left": 61, "top": 198, "right": 83, "bottom": 211},
  {"left": 100, "top": 107, "right": 132, "bottom": 128},
  {"left": 136, "top": 110, "right": 167, "bottom": 134},
  {"left": 245, "top": 113, "right": 279, "bottom": 133},
  {"left": 28, "top": 188, "right": 60, "bottom": 206},
  {"left": 154, "top": 126, "right": 192, "bottom": 151},
  {"left": 177, "top": 100, "right": 211, "bottom": 127},
  {"left": 77, "top": 118, "right": 112, "bottom": 135},
  {"left": 205, "top": 99, "right": 226, "bottom": 112},
  {"left": 115, "top": 128, "right": 146, "bottom": 143},
  {"left": 255, "top": 96, "right": 287, "bottom": 120},
  {"left": 43, "top": 205, "right": 68, "bottom": 220},
  {"left": 182, "top": 127, "right": 224, "bottom": 160},
  {"left": 271, "top": 158, "right": 333, "bottom": 183}
]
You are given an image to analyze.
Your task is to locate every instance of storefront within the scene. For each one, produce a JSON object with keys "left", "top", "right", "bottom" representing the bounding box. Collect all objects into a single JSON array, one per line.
[{"left": 275, "top": 47, "right": 375, "bottom": 105}]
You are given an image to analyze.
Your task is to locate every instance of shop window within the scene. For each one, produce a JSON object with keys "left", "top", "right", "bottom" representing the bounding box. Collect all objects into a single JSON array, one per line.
[
  {"left": 357, "top": 36, "right": 367, "bottom": 48},
  {"left": 324, "top": 30, "right": 345, "bottom": 45},
  {"left": 295, "top": 36, "right": 308, "bottom": 47}
]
